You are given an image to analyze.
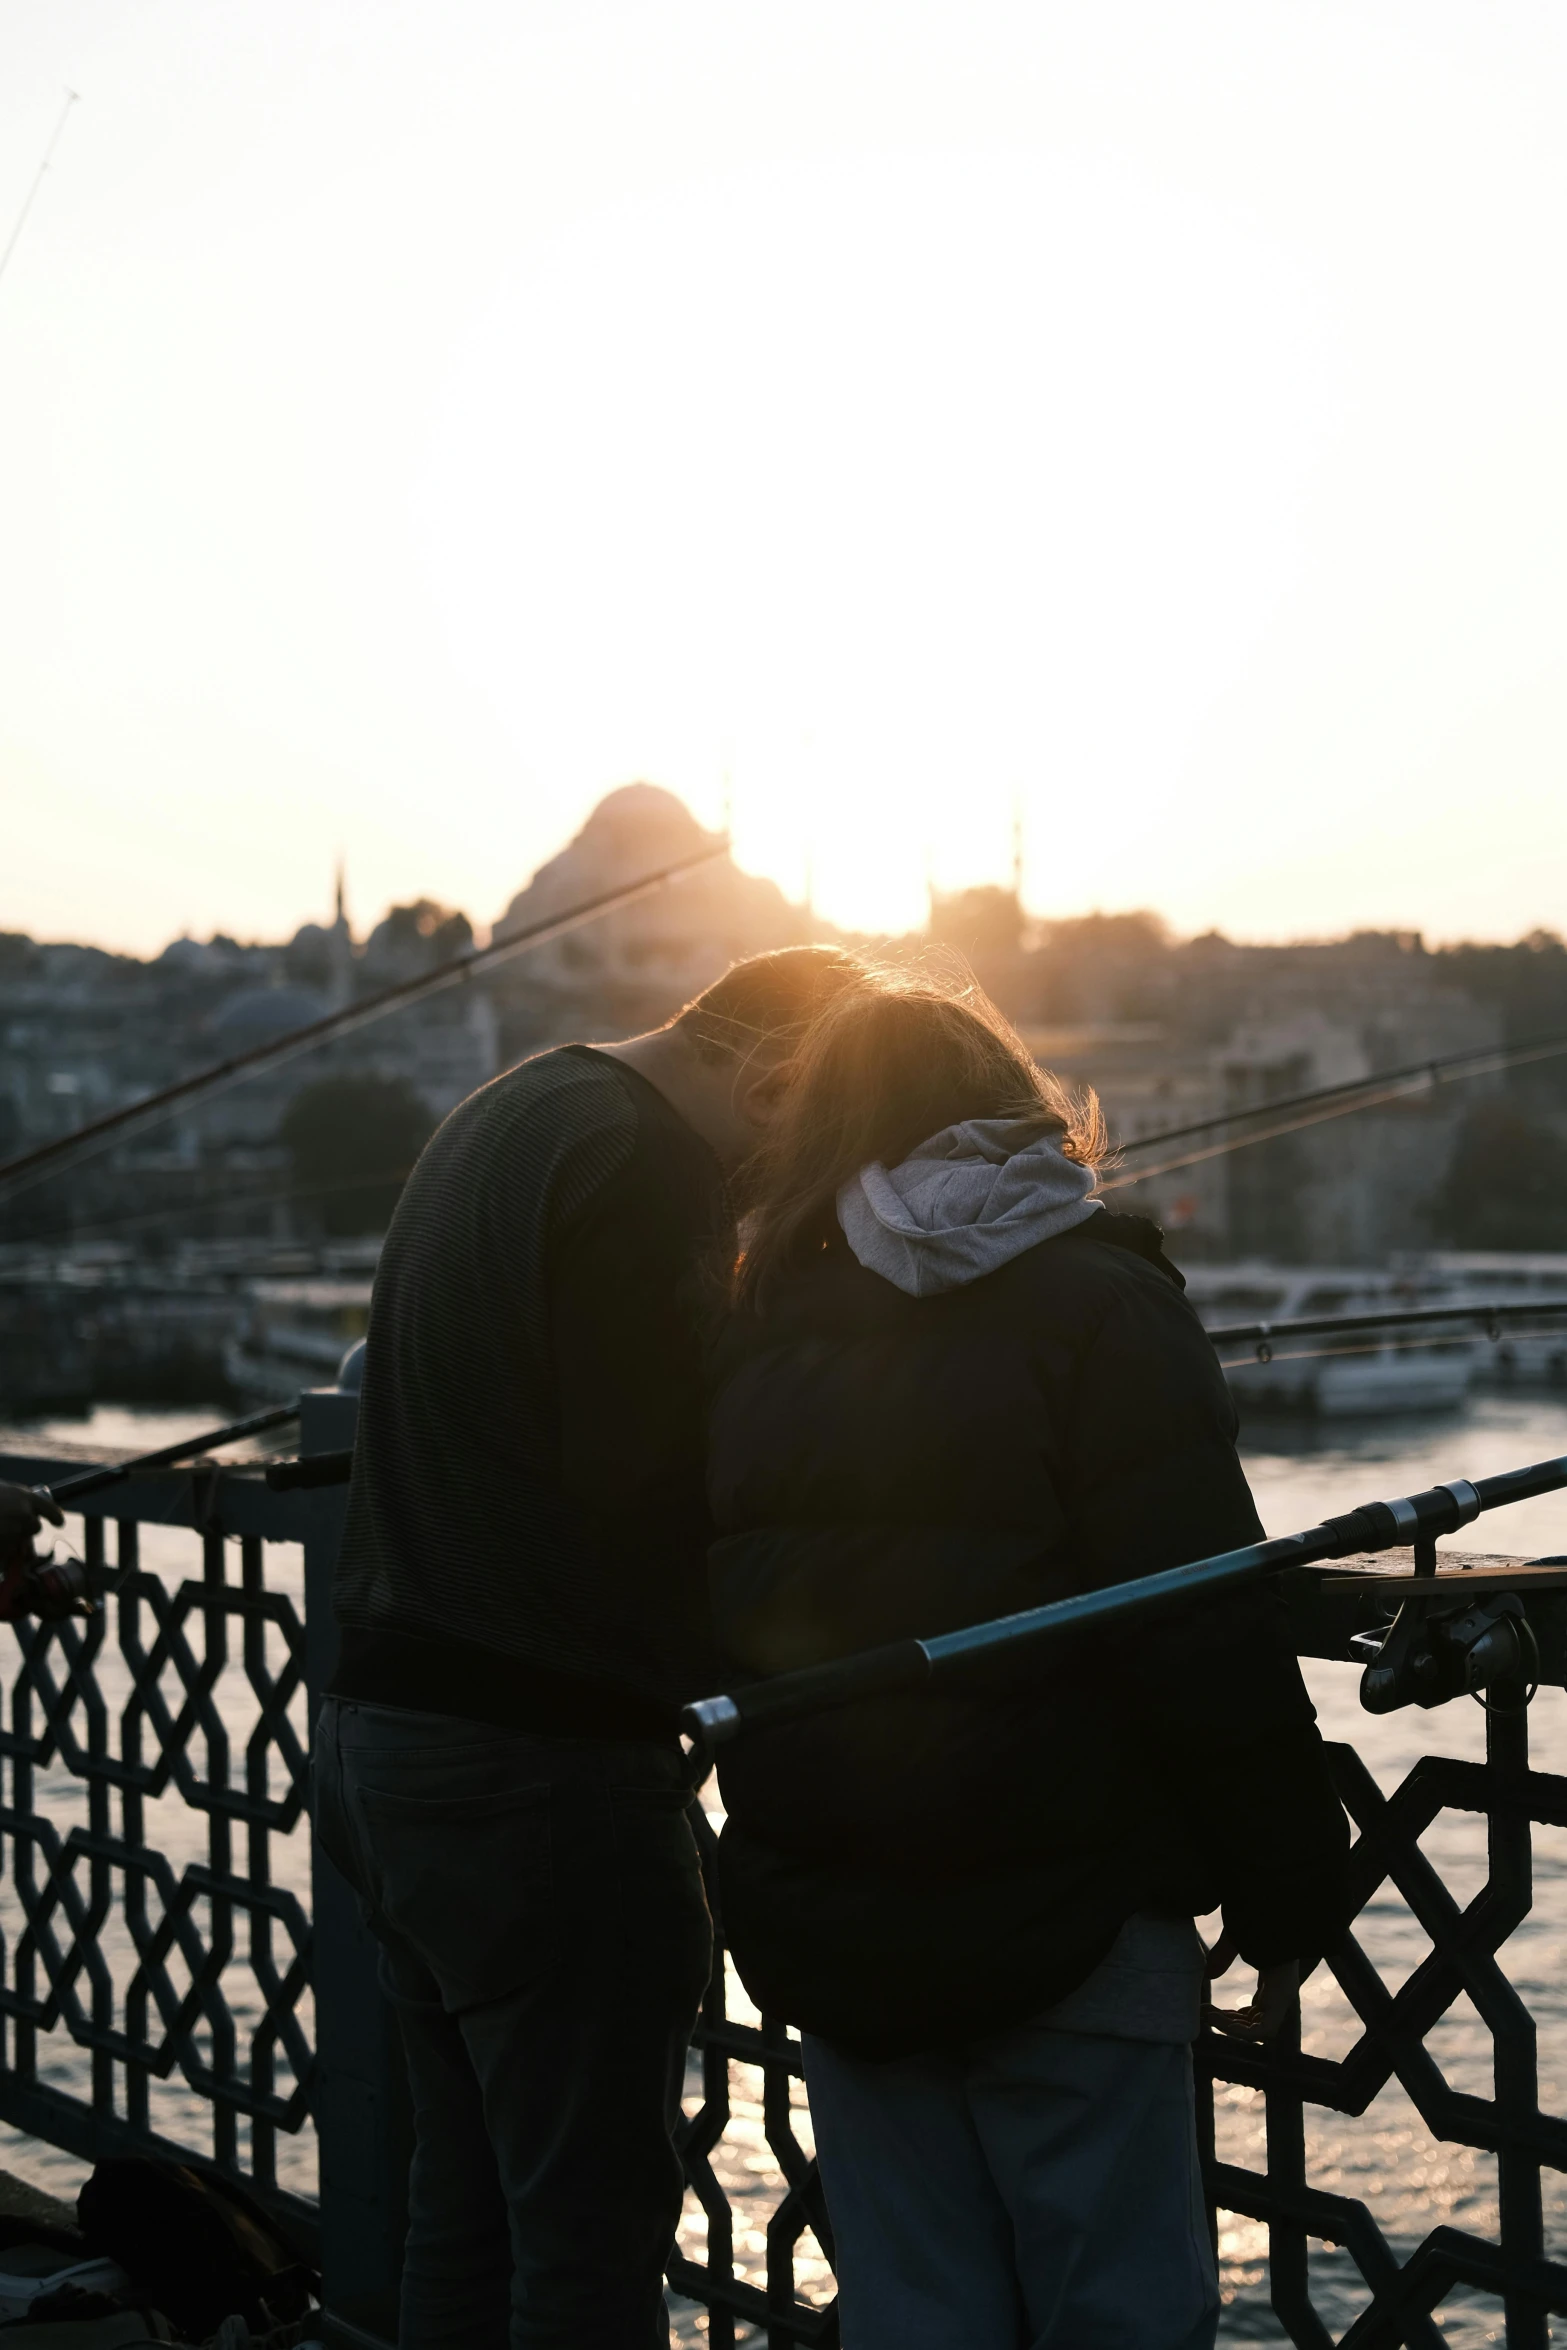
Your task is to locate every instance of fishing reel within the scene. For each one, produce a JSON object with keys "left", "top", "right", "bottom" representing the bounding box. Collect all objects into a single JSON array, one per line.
[
  {"left": 1352, "top": 1590, "right": 1538, "bottom": 1715},
  {"left": 0, "top": 1547, "right": 95, "bottom": 1624},
  {"left": 0, "top": 1487, "right": 95, "bottom": 1624}
]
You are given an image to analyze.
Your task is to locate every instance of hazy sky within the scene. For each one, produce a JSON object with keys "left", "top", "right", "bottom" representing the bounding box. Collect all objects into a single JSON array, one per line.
[{"left": 4, "top": 1, "right": 1567, "bottom": 953}]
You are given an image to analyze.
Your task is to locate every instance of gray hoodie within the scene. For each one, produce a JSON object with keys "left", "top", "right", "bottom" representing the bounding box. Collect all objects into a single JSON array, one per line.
[
  {"left": 836, "top": 1112, "right": 1206, "bottom": 2042},
  {"left": 837, "top": 1116, "right": 1101, "bottom": 1298}
]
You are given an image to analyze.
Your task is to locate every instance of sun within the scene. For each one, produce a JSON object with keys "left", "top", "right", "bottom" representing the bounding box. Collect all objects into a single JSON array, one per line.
[{"left": 418, "top": 146, "right": 1333, "bottom": 935}]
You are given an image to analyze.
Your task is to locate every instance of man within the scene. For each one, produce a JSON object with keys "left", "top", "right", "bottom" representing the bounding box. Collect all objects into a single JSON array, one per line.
[{"left": 313, "top": 944, "right": 862, "bottom": 2350}]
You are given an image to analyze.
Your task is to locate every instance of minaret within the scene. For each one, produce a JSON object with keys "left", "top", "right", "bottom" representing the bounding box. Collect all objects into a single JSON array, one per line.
[{"left": 328, "top": 859, "right": 354, "bottom": 1006}]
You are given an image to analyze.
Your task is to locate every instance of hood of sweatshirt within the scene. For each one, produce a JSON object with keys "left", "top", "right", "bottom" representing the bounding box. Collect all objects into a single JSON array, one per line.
[{"left": 836, "top": 1116, "right": 1101, "bottom": 1297}]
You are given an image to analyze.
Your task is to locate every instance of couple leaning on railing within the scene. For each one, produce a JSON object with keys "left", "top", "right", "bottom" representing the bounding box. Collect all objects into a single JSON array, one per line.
[{"left": 242, "top": 945, "right": 1339, "bottom": 2350}]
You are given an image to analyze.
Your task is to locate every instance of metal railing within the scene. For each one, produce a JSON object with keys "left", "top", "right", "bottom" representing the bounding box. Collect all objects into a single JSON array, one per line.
[
  {"left": 1221, "top": 1564, "right": 1567, "bottom": 2350},
  {"left": 1201, "top": 1711, "right": 1566, "bottom": 2350},
  {"left": 0, "top": 1452, "right": 335, "bottom": 2228},
  {"left": 0, "top": 1411, "right": 403, "bottom": 2334},
  {"left": 2, "top": 1442, "right": 1566, "bottom": 2346}
]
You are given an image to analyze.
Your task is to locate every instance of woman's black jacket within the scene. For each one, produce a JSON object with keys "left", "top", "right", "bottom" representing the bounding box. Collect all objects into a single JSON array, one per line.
[{"left": 705, "top": 1213, "right": 1349, "bottom": 2058}]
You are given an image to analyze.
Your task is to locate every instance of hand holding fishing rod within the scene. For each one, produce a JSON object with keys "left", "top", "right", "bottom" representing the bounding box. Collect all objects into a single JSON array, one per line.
[
  {"left": 0, "top": 1480, "right": 77, "bottom": 1620},
  {"left": 0, "top": 1404, "right": 303, "bottom": 1625},
  {"left": 682, "top": 1452, "right": 1567, "bottom": 1745}
]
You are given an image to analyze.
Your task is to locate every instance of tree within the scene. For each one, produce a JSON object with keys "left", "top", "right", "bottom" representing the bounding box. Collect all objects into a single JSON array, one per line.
[
  {"left": 928, "top": 885, "right": 1025, "bottom": 957},
  {"left": 1431, "top": 1102, "right": 1567, "bottom": 1251},
  {"left": 1434, "top": 933, "right": 1567, "bottom": 1119},
  {"left": 359, "top": 901, "right": 474, "bottom": 985},
  {"left": 280, "top": 1076, "right": 437, "bottom": 1235},
  {"left": 1435, "top": 931, "right": 1567, "bottom": 1041},
  {"left": 1025, "top": 910, "right": 1171, "bottom": 1024}
]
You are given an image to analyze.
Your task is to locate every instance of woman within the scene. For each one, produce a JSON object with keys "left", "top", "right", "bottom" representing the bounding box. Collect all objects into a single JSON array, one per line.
[{"left": 706, "top": 972, "right": 1348, "bottom": 2350}]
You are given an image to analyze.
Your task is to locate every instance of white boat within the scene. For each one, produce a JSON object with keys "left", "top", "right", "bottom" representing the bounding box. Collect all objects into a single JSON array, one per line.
[
  {"left": 1405, "top": 1252, "right": 1567, "bottom": 1386},
  {"left": 1183, "top": 1263, "right": 1479, "bottom": 1417},
  {"left": 224, "top": 1275, "right": 373, "bottom": 1403}
]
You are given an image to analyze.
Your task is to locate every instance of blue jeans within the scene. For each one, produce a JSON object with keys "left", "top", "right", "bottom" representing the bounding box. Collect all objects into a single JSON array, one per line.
[
  {"left": 314, "top": 1698, "right": 712, "bottom": 2350},
  {"left": 803, "top": 2021, "right": 1219, "bottom": 2350}
]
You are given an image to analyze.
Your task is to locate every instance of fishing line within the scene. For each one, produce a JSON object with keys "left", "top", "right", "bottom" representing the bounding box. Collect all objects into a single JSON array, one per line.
[
  {"left": 5, "top": 1163, "right": 421, "bottom": 1250},
  {"left": 0, "top": 89, "right": 79, "bottom": 290},
  {"left": 0, "top": 843, "right": 729, "bottom": 1207},
  {"left": 1104, "top": 1031, "right": 1567, "bottom": 1183}
]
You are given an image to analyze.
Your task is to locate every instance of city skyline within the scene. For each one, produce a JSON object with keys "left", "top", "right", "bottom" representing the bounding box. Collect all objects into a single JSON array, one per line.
[{"left": 6, "top": 775, "right": 1562, "bottom": 967}]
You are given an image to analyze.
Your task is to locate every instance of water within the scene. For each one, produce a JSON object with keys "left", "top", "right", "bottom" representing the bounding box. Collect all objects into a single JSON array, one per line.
[
  {"left": 0, "top": 1401, "right": 287, "bottom": 1463},
  {"left": 3, "top": 1394, "right": 1566, "bottom": 2343}
]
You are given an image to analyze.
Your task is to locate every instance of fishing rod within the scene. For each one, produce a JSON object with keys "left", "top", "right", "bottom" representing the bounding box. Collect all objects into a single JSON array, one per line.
[
  {"left": 0, "top": 89, "right": 78, "bottom": 291},
  {"left": 0, "top": 842, "right": 729, "bottom": 1207},
  {"left": 681, "top": 1453, "right": 1567, "bottom": 1745},
  {"left": 1099, "top": 1027, "right": 1567, "bottom": 1192},
  {"left": 6, "top": 1161, "right": 424, "bottom": 1250},
  {"left": 1204, "top": 1298, "right": 1567, "bottom": 1353},
  {"left": 35, "top": 1402, "right": 301, "bottom": 1507}
]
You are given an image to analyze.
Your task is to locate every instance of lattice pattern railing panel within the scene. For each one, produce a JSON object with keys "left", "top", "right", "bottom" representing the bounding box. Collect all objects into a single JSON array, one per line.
[
  {"left": 1205, "top": 1698, "right": 1567, "bottom": 2349},
  {"left": 670, "top": 1800, "right": 838, "bottom": 2348},
  {"left": 2, "top": 1462, "right": 1564, "bottom": 2349},
  {"left": 0, "top": 1505, "right": 317, "bottom": 2214}
]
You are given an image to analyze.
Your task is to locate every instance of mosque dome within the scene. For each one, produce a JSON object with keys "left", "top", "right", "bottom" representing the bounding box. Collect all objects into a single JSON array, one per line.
[
  {"left": 209, "top": 983, "right": 328, "bottom": 1049},
  {"left": 574, "top": 783, "right": 709, "bottom": 856},
  {"left": 491, "top": 782, "right": 804, "bottom": 998},
  {"left": 494, "top": 784, "right": 719, "bottom": 941},
  {"left": 158, "top": 936, "right": 219, "bottom": 974}
]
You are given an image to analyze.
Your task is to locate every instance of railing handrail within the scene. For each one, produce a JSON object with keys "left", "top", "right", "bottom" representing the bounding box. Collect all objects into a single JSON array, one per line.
[
  {"left": 0, "top": 1447, "right": 335, "bottom": 1543},
  {"left": 683, "top": 1454, "right": 1567, "bottom": 1745}
]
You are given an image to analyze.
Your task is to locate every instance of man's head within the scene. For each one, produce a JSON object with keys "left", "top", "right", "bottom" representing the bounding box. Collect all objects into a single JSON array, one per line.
[
  {"left": 605, "top": 945, "right": 868, "bottom": 1169},
  {"left": 675, "top": 945, "right": 866, "bottom": 1063}
]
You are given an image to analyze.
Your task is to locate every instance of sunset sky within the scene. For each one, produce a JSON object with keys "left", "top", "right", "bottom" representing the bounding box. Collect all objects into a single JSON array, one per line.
[{"left": 4, "top": 1, "right": 1567, "bottom": 954}]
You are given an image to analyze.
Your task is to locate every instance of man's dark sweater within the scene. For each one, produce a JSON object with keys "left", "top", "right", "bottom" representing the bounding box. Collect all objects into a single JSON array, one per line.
[{"left": 330, "top": 1046, "right": 730, "bottom": 1739}]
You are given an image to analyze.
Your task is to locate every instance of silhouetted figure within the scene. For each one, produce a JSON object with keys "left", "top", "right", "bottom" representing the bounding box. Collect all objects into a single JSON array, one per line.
[
  {"left": 314, "top": 946, "right": 862, "bottom": 2350},
  {"left": 706, "top": 974, "right": 1349, "bottom": 2350}
]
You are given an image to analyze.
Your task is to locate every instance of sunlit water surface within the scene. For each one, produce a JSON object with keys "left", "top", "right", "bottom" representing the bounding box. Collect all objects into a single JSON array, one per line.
[{"left": 3, "top": 1395, "right": 1566, "bottom": 2345}]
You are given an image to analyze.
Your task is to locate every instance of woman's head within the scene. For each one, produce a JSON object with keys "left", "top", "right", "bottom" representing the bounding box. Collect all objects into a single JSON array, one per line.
[{"left": 735, "top": 967, "right": 1104, "bottom": 1306}]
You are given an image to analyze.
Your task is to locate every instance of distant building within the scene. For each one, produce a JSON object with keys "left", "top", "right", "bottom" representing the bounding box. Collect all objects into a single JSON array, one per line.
[
  {"left": 1016, "top": 1023, "right": 1232, "bottom": 1251},
  {"left": 0, "top": 873, "right": 495, "bottom": 1247},
  {"left": 0, "top": 799, "right": 1530, "bottom": 1267},
  {"left": 0, "top": 790, "right": 816, "bottom": 1248},
  {"left": 489, "top": 784, "right": 811, "bottom": 1055},
  {"left": 1003, "top": 919, "right": 1502, "bottom": 1261}
]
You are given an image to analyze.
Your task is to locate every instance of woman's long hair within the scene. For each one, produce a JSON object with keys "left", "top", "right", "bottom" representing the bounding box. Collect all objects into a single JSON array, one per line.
[{"left": 734, "top": 967, "right": 1106, "bottom": 1309}]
